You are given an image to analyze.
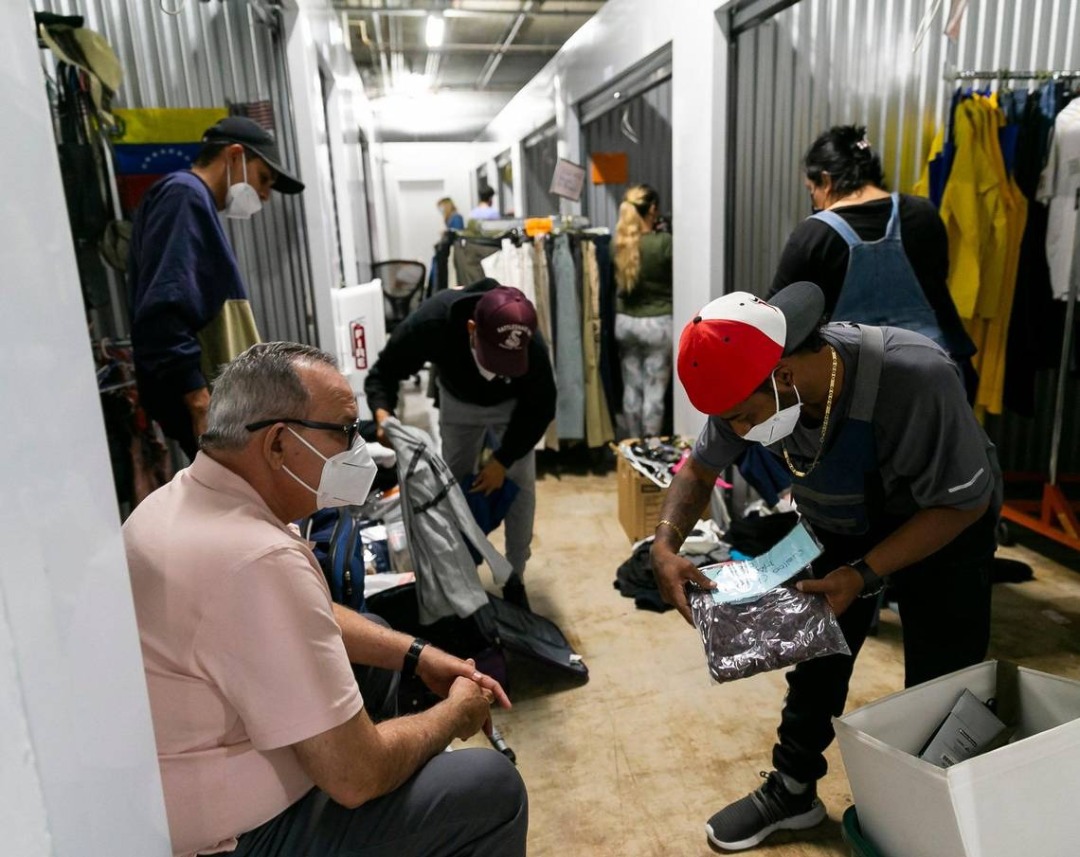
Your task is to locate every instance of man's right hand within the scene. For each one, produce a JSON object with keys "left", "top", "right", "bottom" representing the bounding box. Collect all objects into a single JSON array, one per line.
[
  {"left": 651, "top": 543, "right": 716, "bottom": 625},
  {"left": 183, "top": 387, "right": 211, "bottom": 442},
  {"left": 447, "top": 675, "right": 495, "bottom": 740}
]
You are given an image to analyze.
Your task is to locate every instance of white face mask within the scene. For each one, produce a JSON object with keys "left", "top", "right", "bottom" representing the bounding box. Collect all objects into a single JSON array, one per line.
[
  {"left": 224, "top": 151, "right": 263, "bottom": 220},
  {"left": 742, "top": 373, "right": 802, "bottom": 446},
  {"left": 283, "top": 427, "right": 377, "bottom": 508}
]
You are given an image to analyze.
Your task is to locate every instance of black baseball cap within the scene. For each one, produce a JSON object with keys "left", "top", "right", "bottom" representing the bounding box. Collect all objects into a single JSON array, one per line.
[{"left": 202, "top": 116, "right": 304, "bottom": 195}]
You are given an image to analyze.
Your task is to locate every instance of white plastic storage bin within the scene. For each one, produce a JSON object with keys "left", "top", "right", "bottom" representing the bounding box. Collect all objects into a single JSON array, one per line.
[{"left": 834, "top": 660, "right": 1080, "bottom": 857}]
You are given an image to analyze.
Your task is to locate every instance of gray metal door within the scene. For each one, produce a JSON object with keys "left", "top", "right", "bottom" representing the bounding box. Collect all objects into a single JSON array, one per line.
[
  {"left": 580, "top": 75, "right": 673, "bottom": 232},
  {"left": 721, "top": 0, "right": 1080, "bottom": 473},
  {"left": 522, "top": 122, "right": 560, "bottom": 217}
]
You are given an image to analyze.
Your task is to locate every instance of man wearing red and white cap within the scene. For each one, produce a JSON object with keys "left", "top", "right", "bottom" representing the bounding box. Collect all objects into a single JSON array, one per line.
[
  {"left": 365, "top": 279, "right": 556, "bottom": 609},
  {"left": 652, "top": 281, "right": 1000, "bottom": 852}
]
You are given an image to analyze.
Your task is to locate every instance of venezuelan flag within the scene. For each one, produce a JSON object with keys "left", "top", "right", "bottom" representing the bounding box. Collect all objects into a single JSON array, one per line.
[{"left": 112, "top": 107, "right": 227, "bottom": 215}]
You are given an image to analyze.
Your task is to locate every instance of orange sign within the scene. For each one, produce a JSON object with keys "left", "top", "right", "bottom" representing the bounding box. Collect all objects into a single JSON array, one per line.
[{"left": 590, "top": 152, "right": 629, "bottom": 185}]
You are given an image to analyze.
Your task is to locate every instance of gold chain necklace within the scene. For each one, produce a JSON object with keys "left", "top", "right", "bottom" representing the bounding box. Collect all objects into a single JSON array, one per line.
[{"left": 782, "top": 345, "right": 838, "bottom": 479}]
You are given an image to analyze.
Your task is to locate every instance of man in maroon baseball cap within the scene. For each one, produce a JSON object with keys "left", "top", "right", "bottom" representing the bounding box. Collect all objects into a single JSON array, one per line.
[
  {"left": 470, "top": 286, "right": 539, "bottom": 378},
  {"left": 366, "top": 279, "right": 556, "bottom": 610}
]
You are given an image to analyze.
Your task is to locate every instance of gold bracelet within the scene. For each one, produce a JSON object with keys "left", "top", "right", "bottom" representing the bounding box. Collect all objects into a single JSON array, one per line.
[{"left": 656, "top": 519, "right": 686, "bottom": 543}]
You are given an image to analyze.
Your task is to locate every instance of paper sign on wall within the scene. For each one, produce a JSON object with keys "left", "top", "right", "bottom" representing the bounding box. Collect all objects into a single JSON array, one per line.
[{"left": 549, "top": 158, "right": 586, "bottom": 201}]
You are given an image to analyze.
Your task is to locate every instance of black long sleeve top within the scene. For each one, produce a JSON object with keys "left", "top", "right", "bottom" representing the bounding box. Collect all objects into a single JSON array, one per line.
[{"left": 365, "top": 285, "right": 557, "bottom": 467}]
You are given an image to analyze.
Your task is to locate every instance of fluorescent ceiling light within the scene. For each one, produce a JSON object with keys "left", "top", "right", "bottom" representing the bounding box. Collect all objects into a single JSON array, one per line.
[
  {"left": 425, "top": 14, "right": 445, "bottom": 48},
  {"left": 390, "top": 71, "right": 432, "bottom": 98}
]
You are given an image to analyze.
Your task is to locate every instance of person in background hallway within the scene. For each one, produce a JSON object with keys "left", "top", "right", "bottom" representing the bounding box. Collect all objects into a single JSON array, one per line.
[
  {"left": 124, "top": 342, "right": 527, "bottom": 857},
  {"left": 365, "top": 281, "right": 556, "bottom": 611},
  {"left": 438, "top": 196, "right": 465, "bottom": 231},
  {"left": 128, "top": 116, "right": 305, "bottom": 458},
  {"left": 469, "top": 184, "right": 501, "bottom": 221},
  {"left": 770, "top": 124, "right": 978, "bottom": 400},
  {"left": 614, "top": 183, "right": 674, "bottom": 438},
  {"left": 652, "top": 283, "right": 999, "bottom": 852}
]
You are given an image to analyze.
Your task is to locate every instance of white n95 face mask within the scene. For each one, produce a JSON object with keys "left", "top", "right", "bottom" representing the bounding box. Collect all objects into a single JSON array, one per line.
[
  {"left": 742, "top": 373, "right": 802, "bottom": 446},
  {"left": 283, "top": 428, "right": 377, "bottom": 508},
  {"left": 224, "top": 151, "right": 263, "bottom": 220}
]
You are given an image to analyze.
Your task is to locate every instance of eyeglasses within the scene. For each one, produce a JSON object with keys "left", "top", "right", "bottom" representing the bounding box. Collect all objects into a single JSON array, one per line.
[{"left": 245, "top": 417, "right": 363, "bottom": 448}]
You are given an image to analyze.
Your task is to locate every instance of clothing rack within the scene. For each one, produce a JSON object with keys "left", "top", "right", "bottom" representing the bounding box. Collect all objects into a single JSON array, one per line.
[
  {"left": 972, "top": 66, "right": 1080, "bottom": 551},
  {"left": 949, "top": 69, "right": 1080, "bottom": 81}
]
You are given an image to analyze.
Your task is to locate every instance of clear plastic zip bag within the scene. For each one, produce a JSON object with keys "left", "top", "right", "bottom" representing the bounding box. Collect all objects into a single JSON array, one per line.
[{"left": 689, "top": 579, "right": 850, "bottom": 684}]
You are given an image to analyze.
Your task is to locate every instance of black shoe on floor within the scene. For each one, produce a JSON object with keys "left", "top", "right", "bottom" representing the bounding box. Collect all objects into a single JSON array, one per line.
[
  {"left": 501, "top": 576, "right": 530, "bottom": 611},
  {"left": 705, "top": 771, "right": 826, "bottom": 851}
]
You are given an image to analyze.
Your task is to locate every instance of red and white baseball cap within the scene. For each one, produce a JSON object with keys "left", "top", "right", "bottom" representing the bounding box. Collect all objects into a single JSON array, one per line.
[{"left": 677, "top": 281, "right": 825, "bottom": 415}]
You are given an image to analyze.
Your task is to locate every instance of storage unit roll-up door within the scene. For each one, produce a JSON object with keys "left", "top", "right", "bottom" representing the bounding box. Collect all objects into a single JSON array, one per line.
[
  {"left": 722, "top": 0, "right": 1080, "bottom": 473},
  {"left": 33, "top": 0, "right": 317, "bottom": 345},
  {"left": 522, "top": 122, "right": 560, "bottom": 217},
  {"left": 496, "top": 148, "right": 515, "bottom": 218},
  {"left": 580, "top": 48, "right": 673, "bottom": 232}
]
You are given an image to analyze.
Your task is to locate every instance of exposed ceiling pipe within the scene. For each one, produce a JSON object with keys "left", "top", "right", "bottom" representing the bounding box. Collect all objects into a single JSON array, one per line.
[
  {"left": 370, "top": 12, "right": 391, "bottom": 95},
  {"left": 379, "top": 43, "right": 558, "bottom": 54},
  {"left": 333, "top": 3, "right": 597, "bottom": 18},
  {"left": 476, "top": 0, "right": 534, "bottom": 90}
]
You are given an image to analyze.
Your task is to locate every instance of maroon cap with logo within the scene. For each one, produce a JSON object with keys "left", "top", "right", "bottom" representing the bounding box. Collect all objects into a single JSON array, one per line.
[{"left": 473, "top": 286, "right": 538, "bottom": 378}]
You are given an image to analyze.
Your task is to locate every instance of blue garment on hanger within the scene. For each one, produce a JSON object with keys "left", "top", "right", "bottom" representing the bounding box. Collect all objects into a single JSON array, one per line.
[{"left": 928, "top": 89, "right": 963, "bottom": 208}]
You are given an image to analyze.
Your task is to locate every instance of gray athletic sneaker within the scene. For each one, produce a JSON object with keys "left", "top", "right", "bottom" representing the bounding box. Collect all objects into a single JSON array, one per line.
[{"left": 705, "top": 771, "right": 826, "bottom": 851}]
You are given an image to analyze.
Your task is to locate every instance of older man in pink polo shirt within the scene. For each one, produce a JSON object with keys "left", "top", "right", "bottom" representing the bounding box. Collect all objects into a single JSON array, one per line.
[{"left": 123, "top": 342, "right": 527, "bottom": 857}]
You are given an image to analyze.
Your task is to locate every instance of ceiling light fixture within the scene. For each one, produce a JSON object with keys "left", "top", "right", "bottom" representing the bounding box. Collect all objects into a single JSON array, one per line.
[{"left": 425, "top": 13, "right": 446, "bottom": 48}]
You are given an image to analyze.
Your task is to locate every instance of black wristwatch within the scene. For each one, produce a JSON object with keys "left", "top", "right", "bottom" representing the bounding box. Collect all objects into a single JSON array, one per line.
[
  {"left": 850, "top": 558, "right": 885, "bottom": 598},
  {"left": 402, "top": 638, "right": 429, "bottom": 679}
]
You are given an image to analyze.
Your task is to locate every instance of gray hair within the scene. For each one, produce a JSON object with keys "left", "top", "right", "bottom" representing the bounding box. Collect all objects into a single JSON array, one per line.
[{"left": 199, "top": 342, "right": 338, "bottom": 451}]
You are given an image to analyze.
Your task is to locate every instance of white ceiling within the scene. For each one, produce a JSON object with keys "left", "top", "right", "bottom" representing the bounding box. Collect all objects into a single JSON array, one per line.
[{"left": 336, "top": 0, "right": 606, "bottom": 141}]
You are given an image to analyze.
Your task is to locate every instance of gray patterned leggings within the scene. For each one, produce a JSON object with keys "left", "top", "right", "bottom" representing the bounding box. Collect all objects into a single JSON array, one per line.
[{"left": 615, "top": 313, "right": 673, "bottom": 438}]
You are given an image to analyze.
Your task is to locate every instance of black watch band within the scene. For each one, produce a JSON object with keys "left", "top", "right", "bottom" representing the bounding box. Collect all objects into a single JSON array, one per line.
[
  {"left": 402, "top": 638, "right": 428, "bottom": 679},
  {"left": 851, "top": 558, "right": 884, "bottom": 598}
]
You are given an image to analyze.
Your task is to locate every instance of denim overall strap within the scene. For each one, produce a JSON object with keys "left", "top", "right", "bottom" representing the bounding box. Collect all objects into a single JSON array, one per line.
[{"left": 817, "top": 196, "right": 947, "bottom": 350}]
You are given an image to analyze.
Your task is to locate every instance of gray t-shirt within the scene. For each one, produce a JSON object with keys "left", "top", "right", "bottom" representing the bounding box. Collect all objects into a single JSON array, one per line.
[{"left": 693, "top": 324, "right": 1000, "bottom": 520}]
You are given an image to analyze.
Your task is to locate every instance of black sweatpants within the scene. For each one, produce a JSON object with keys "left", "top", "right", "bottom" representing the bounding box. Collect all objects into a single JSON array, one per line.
[{"left": 771, "top": 513, "right": 995, "bottom": 783}]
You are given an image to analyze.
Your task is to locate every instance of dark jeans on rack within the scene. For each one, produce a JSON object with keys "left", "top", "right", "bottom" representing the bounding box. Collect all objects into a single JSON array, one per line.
[{"left": 771, "top": 515, "right": 995, "bottom": 784}]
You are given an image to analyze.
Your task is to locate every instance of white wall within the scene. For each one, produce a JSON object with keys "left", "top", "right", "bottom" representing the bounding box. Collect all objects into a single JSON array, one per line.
[
  {"left": 0, "top": 3, "right": 170, "bottom": 853},
  {"left": 284, "top": 0, "right": 384, "bottom": 340},
  {"left": 379, "top": 142, "right": 502, "bottom": 268},
  {"left": 479, "top": 0, "right": 728, "bottom": 436}
]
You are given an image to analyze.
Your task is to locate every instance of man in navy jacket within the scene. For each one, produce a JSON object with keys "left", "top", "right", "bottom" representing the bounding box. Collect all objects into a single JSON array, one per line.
[{"left": 127, "top": 116, "right": 304, "bottom": 457}]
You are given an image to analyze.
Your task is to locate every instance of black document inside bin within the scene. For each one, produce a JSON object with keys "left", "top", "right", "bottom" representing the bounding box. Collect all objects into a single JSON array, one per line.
[{"left": 907, "top": 661, "right": 1080, "bottom": 761}]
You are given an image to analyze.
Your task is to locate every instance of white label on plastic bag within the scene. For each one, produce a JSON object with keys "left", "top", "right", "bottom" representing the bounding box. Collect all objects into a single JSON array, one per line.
[{"left": 702, "top": 519, "right": 823, "bottom": 604}]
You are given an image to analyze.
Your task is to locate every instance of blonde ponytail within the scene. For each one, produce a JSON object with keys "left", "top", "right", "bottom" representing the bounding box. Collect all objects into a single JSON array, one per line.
[
  {"left": 614, "top": 200, "right": 643, "bottom": 293},
  {"left": 614, "top": 184, "right": 660, "bottom": 295}
]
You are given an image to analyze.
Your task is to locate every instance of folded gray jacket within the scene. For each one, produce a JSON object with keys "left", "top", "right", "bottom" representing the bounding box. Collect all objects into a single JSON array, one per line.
[{"left": 381, "top": 417, "right": 513, "bottom": 624}]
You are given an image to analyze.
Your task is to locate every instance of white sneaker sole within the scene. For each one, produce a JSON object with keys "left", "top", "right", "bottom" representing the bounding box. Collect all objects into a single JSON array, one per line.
[{"left": 705, "top": 801, "right": 827, "bottom": 851}]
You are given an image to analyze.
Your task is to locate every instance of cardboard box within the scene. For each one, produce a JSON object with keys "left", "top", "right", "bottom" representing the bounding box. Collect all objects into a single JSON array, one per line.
[
  {"left": 834, "top": 660, "right": 1080, "bottom": 857},
  {"left": 616, "top": 452, "right": 666, "bottom": 542}
]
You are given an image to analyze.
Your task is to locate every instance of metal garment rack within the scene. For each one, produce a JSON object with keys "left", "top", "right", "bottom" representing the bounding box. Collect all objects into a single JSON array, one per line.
[{"left": 949, "top": 68, "right": 1080, "bottom": 548}]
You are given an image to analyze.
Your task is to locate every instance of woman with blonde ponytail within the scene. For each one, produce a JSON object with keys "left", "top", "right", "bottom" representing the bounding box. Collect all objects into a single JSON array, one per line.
[{"left": 613, "top": 183, "right": 673, "bottom": 437}]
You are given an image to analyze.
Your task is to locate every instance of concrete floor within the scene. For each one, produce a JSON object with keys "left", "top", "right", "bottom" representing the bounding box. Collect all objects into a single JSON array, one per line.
[{"left": 449, "top": 466, "right": 1080, "bottom": 856}]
